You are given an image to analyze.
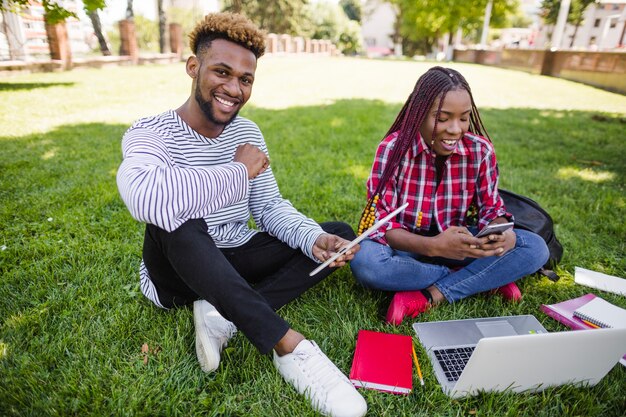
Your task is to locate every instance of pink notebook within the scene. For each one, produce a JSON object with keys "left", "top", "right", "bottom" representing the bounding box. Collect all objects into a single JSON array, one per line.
[{"left": 540, "top": 293, "right": 597, "bottom": 330}]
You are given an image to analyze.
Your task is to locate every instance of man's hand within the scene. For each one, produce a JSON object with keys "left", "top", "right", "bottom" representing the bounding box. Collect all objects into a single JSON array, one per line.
[
  {"left": 312, "top": 233, "right": 359, "bottom": 268},
  {"left": 234, "top": 144, "right": 270, "bottom": 179}
]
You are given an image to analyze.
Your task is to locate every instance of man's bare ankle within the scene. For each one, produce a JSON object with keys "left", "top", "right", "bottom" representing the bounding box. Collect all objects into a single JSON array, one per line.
[{"left": 274, "top": 329, "right": 305, "bottom": 356}]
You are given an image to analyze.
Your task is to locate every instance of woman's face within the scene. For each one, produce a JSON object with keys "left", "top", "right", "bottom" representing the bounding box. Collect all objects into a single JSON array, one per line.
[{"left": 420, "top": 89, "right": 471, "bottom": 156}]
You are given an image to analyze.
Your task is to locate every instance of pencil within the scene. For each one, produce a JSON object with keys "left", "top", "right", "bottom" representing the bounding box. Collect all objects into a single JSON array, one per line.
[
  {"left": 411, "top": 342, "right": 424, "bottom": 386},
  {"left": 581, "top": 319, "right": 600, "bottom": 329}
]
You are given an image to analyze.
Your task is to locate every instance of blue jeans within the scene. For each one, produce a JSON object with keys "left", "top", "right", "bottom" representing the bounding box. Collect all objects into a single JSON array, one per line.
[{"left": 350, "top": 229, "right": 549, "bottom": 303}]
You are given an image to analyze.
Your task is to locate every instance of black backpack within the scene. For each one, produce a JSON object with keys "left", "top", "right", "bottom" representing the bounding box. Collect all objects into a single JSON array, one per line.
[{"left": 499, "top": 189, "right": 563, "bottom": 281}]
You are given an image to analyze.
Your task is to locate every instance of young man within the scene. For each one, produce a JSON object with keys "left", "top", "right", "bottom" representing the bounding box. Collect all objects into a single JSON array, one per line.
[{"left": 117, "top": 12, "right": 366, "bottom": 417}]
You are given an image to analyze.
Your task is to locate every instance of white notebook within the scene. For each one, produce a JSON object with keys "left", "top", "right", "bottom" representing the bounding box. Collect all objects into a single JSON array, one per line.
[
  {"left": 573, "top": 297, "right": 626, "bottom": 329},
  {"left": 574, "top": 267, "right": 626, "bottom": 296}
]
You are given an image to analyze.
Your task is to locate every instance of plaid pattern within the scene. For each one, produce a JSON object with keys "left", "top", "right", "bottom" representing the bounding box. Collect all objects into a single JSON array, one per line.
[{"left": 366, "top": 131, "right": 511, "bottom": 245}]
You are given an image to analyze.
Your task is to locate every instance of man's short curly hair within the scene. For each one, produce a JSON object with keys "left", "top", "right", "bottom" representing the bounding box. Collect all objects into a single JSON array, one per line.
[{"left": 189, "top": 12, "right": 266, "bottom": 58}]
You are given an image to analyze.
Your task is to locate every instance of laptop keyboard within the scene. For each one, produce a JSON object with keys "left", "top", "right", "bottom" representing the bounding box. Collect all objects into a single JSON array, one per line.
[{"left": 433, "top": 346, "right": 475, "bottom": 382}]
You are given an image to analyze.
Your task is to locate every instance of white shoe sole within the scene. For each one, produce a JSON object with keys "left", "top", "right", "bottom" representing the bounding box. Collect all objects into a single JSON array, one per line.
[{"left": 193, "top": 301, "right": 221, "bottom": 373}]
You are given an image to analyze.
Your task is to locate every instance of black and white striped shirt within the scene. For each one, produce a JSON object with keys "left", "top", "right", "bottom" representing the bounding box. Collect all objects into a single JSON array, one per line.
[{"left": 117, "top": 110, "right": 324, "bottom": 307}]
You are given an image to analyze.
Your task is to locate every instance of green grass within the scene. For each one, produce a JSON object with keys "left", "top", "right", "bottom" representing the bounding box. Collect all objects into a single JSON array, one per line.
[{"left": 1, "top": 57, "right": 625, "bottom": 417}]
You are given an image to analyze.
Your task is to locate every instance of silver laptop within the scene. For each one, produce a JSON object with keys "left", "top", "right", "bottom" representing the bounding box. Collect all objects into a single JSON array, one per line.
[{"left": 413, "top": 315, "right": 626, "bottom": 398}]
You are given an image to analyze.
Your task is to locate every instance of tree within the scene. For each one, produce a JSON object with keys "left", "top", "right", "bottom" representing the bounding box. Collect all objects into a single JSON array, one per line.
[
  {"left": 540, "top": 0, "right": 559, "bottom": 24},
  {"left": 126, "top": 0, "right": 134, "bottom": 20},
  {"left": 87, "top": 9, "right": 111, "bottom": 55},
  {"left": 133, "top": 14, "right": 159, "bottom": 52},
  {"left": 1, "top": 0, "right": 111, "bottom": 58},
  {"left": 569, "top": 0, "right": 597, "bottom": 47},
  {"left": 84, "top": 0, "right": 111, "bottom": 56},
  {"left": 0, "top": 0, "right": 110, "bottom": 24},
  {"left": 389, "top": 0, "right": 518, "bottom": 56},
  {"left": 222, "top": 0, "right": 310, "bottom": 35},
  {"left": 305, "top": 1, "right": 362, "bottom": 54},
  {"left": 222, "top": 0, "right": 362, "bottom": 54},
  {"left": 390, "top": 0, "right": 467, "bottom": 55},
  {"left": 339, "top": 0, "right": 361, "bottom": 22},
  {"left": 539, "top": 0, "right": 560, "bottom": 41},
  {"left": 508, "top": 7, "right": 532, "bottom": 28},
  {"left": 0, "top": 0, "right": 76, "bottom": 23},
  {"left": 540, "top": 0, "right": 597, "bottom": 47},
  {"left": 157, "top": 0, "right": 167, "bottom": 53},
  {"left": 226, "top": 0, "right": 244, "bottom": 13}
]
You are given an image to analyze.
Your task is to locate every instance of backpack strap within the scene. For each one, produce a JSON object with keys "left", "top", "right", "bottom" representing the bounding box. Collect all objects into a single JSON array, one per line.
[{"left": 539, "top": 268, "right": 560, "bottom": 282}]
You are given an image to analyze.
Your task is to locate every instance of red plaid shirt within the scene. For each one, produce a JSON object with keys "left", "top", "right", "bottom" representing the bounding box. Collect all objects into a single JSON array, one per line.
[{"left": 367, "top": 131, "right": 511, "bottom": 245}]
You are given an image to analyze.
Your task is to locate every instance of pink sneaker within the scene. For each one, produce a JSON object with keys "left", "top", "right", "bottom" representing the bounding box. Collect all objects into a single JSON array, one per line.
[
  {"left": 494, "top": 282, "right": 522, "bottom": 302},
  {"left": 385, "top": 291, "right": 430, "bottom": 325}
]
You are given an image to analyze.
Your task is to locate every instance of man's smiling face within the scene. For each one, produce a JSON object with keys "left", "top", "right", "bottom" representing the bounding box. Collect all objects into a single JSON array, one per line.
[{"left": 191, "top": 38, "right": 257, "bottom": 131}]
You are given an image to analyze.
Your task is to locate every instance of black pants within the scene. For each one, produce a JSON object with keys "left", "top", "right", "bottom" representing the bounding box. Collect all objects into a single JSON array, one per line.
[{"left": 142, "top": 219, "right": 356, "bottom": 354}]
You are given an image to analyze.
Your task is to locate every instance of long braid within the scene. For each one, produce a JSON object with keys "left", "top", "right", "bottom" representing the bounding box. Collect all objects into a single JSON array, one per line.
[
  {"left": 358, "top": 67, "right": 490, "bottom": 234},
  {"left": 456, "top": 73, "right": 490, "bottom": 139}
]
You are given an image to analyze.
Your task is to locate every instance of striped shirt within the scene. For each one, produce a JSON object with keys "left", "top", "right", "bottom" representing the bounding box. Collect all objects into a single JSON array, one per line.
[
  {"left": 367, "top": 131, "right": 511, "bottom": 245},
  {"left": 117, "top": 110, "right": 325, "bottom": 306}
]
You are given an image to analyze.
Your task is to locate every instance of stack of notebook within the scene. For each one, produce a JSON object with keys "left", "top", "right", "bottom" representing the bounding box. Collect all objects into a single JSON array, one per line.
[
  {"left": 573, "top": 297, "right": 626, "bottom": 329},
  {"left": 541, "top": 293, "right": 626, "bottom": 366}
]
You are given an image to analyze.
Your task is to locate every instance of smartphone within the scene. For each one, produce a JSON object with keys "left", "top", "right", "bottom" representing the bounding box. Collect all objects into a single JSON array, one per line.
[{"left": 475, "top": 222, "right": 514, "bottom": 238}]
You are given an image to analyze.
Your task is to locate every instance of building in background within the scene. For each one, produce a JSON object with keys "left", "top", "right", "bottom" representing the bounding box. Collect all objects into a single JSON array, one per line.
[
  {"left": 0, "top": 16, "right": 7, "bottom": 58},
  {"left": 360, "top": 0, "right": 625, "bottom": 55},
  {"left": 0, "top": 0, "right": 220, "bottom": 62},
  {"left": 535, "top": 0, "right": 625, "bottom": 50},
  {"left": 0, "top": 0, "right": 93, "bottom": 61},
  {"left": 360, "top": 0, "right": 396, "bottom": 57}
]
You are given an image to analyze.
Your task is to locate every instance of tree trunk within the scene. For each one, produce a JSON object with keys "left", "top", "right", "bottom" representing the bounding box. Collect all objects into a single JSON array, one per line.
[
  {"left": 126, "top": 0, "right": 134, "bottom": 20},
  {"left": 2, "top": 9, "right": 26, "bottom": 60},
  {"left": 547, "top": 25, "right": 554, "bottom": 48},
  {"left": 229, "top": 0, "right": 244, "bottom": 13},
  {"left": 157, "top": 0, "right": 166, "bottom": 53},
  {"left": 569, "top": 18, "right": 582, "bottom": 48},
  {"left": 87, "top": 10, "right": 111, "bottom": 56}
]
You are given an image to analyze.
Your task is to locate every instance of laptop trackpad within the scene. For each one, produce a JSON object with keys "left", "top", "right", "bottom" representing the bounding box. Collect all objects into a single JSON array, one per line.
[{"left": 476, "top": 320, "right": 518, "bottom": 338}]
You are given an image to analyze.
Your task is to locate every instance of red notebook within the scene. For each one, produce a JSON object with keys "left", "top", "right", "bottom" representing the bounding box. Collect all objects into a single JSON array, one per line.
[{"left": 349, "top": 330, "right": 413, "bottom": 394}]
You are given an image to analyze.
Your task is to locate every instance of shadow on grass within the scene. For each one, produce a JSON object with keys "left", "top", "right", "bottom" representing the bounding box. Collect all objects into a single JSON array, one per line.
[
  {"left": 0, "top": 103, "right": 624, "bottom": 416},
  {"left": 0, "top": 81, "right": 76, "bottom": 91}
]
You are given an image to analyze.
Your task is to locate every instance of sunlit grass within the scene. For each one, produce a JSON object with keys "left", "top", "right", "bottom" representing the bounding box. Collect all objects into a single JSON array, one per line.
[
  {"left": 1, "top": 57, "right": 625, "bottom": 417},
  {"left": 2, "top": 56, "right": 624, "bottom": 139},
  {"left": 557, "top": 167, "right": 616, "bottom": 183},
  {"left": 252, "top": 56, "right": 626, "bottom": 113}
]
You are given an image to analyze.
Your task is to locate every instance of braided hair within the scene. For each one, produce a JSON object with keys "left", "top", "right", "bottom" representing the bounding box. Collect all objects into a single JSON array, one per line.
[{"left": 357, "top": 66, "right": 490, "bottom": 234}]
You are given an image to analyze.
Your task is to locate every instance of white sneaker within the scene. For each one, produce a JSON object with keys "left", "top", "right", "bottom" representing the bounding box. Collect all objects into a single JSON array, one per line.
[
  {"left": 273, "top": 340, "right": 367, "bottom": 417},
  {"left": 193, "top": 300, "right": 237, "bottom": 373}
]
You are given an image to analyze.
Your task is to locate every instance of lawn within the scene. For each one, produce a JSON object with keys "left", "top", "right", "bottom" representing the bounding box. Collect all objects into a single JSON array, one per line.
[{"left": 1, "top": 56, "right": 625, "bottom": 417}]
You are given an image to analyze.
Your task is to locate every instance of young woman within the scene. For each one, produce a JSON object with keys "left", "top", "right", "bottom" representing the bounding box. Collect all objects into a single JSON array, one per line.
[{"left": 350, "top": 66, "right": 549, "bottom": 325}]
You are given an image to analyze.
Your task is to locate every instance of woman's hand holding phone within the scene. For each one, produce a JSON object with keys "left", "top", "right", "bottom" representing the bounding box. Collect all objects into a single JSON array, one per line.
[
  {"left": 474, "top": 222, "right": 514, "bottom": 238},
  {"left": 476, "top": 222, "right": 516, "bottom": 255}
]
